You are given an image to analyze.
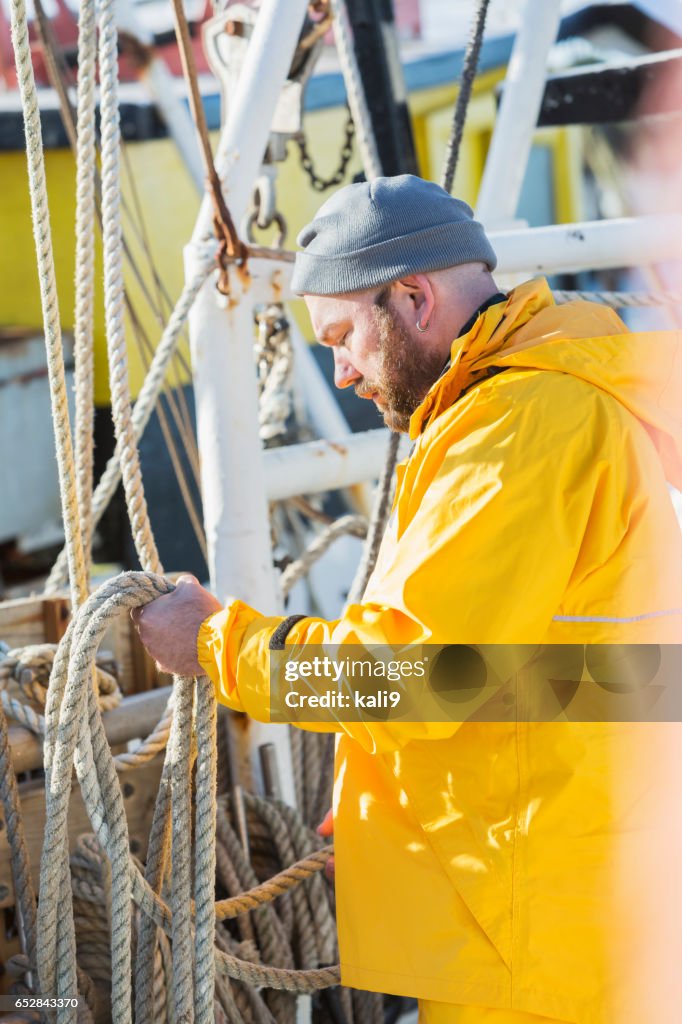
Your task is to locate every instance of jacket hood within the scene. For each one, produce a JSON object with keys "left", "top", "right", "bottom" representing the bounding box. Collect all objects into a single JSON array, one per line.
[{"left": 411, "top": 278, "right": 682, "bottom": 489}]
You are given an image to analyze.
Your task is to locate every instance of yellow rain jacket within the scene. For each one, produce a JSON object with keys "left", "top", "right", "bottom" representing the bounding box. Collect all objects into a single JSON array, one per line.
[{"left": 198, "top": 279, "right": 682, "bottom": 1022}]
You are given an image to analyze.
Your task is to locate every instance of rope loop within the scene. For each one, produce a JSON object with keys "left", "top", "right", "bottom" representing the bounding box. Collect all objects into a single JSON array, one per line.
[{"left": 0, "top": 643, "right": 122, "bottom": 713}]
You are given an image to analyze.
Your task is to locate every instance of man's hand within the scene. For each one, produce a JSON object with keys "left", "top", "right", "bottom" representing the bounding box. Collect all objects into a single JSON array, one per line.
[
  {"left": 317, "top": 808, "right": 335, "bottom": 883},
  {"left": 131, "top": 574, "right": 222, "bottom": 677}
]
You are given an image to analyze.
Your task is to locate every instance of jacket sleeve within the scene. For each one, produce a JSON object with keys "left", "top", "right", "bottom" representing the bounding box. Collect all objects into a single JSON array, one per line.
[{"left": 197, "top": 376, "right": 617, "bottom": 754}]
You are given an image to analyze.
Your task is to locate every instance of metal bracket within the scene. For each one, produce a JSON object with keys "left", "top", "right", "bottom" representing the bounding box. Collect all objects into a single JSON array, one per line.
[{"left": 202, "top": 2, "right": 326, "bottom": 159}]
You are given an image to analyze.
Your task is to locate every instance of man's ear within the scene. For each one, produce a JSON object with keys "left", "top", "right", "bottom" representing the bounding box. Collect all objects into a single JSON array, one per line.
[{"left": 393, "top": 274, "right": 436, "bottom": 329}]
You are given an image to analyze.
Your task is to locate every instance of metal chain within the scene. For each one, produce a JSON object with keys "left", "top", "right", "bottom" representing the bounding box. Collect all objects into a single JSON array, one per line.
[
  {"left": 295, "top": 106, "right": 355, "bottom": 191},
  {"left": 244, "top": 177, "right": 288, "bottom": 248},
  {"left": 254, "top": 303, "right": 295, "bottom": 444}
]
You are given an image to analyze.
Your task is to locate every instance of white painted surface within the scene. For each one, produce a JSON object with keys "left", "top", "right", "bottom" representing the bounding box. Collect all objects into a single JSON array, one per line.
[
  {"left": 490, "top": 214, "right": 682, "bottom": 274},
  {"left": 475, "top": 0, "right": 563, "bottom": 227},
  {"left": 264, "top": 430, "right": 412, "bottom": 500},
  {"left": 187, "top": 0, "right": 309, "bottom": 612}
]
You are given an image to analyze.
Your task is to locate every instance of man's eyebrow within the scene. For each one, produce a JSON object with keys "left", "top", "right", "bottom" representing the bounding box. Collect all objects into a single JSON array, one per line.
[{"left": 317, "top": 320, "right": 348, "bottom": 344}]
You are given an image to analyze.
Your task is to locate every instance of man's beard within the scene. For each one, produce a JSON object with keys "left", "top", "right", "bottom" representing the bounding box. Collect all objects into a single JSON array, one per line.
[{"left": 355, "top": 299, "right": 445, "bottom": 433}]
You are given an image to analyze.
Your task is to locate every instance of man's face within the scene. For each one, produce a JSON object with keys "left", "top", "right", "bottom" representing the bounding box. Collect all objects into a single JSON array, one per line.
[{"left": 305, "top": 287, "right": 444, "bottom": 433}]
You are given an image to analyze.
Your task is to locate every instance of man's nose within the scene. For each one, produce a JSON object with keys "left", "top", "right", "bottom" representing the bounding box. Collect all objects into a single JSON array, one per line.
[{"left": 333, "top": 349, "right": 361, "bottom": 389}]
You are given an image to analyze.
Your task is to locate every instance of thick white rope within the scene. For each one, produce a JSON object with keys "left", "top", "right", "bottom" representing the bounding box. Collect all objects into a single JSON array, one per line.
[
  {"left": 11, "top": 5, "right": 171, "bottom": 1001},
  {"left": 8, "top": 3, "right": 95, "bottom": 1004},
  {"left": 168, "top": 675, "right": 196, "bottom": 1022},
  {"left": 280, "top": 514, "right": 367, "bottom": 597},
  {"left": 8, "top": 18, "right": 208, "bottom": 1007},
  {"left": 98, "top": 0, "right": 161, "bottom": 575},
  {"left": 9, "top": 0, "right": 88, "bottom": 611},
  {"left": 194, "top": 676, "right": 218, "bottom": 1024},
  {"left": 73, "top": 0, "right": 97, "bottom": 582},
  {"left": 36, "top": 573, "right": 339, "bottom": 1022}
]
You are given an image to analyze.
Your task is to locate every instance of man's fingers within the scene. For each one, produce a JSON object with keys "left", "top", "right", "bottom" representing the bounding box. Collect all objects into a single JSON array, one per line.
[
  {"left": 130, "top": 572, "right": 196, "bottom": 626},
  {"left": 128, "top": 575, "right": 220, "bottom": 678}
]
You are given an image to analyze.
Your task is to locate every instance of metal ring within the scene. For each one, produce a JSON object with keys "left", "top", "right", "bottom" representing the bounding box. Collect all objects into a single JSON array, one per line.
[
  {"left": 244, "top": 209, "right": 288, "bottom": 248},
  {"left": 253, "top": 172, "right": 277, "bottom": 229}
]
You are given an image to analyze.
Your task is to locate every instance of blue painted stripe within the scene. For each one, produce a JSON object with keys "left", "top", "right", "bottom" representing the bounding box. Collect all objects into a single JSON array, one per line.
[
  {"left": 301, "top": 34, "right": 515, "bottom": 114},
  {"left": 553, "top": 608, "right": 682, "bottom": 624}
]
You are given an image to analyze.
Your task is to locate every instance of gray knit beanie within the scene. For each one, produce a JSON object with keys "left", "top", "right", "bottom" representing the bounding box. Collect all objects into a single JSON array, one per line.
[{"left": 291, "top": 174, "right": 497, "bottom": 296}]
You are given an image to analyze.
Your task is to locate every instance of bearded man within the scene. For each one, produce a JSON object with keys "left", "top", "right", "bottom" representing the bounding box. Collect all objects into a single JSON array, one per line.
[{"left": 133, "top": 175, "right": 682, "bottom": 1023}]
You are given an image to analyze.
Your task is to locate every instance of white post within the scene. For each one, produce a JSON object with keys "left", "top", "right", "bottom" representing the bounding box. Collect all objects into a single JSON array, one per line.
[
  {"left": 263, "top": 430, "right": 411, "bottom": 500},
  {"left": 187, "top": 0, "right": 309, "bottom": 607},
  {"left": 475, "top": 0, "right": 563, "bottom": 227},
  {"left": 490, "top": 214, "right": 682, "bottom": 275},
  {"left": 187, "top": 0, "right": 309, "bottom": 821},
  {"left": 187, "top": 253, "right": 282, "bottom": 610}
]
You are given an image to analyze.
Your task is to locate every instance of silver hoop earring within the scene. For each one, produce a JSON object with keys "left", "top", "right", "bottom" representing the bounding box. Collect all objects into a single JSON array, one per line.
[{"left": 416, "top": 317, "right": 429, "bottom": 333}]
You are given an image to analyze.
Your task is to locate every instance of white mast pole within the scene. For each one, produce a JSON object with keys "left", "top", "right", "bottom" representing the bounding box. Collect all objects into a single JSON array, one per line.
[
  {"left": 475, "top": 0, "right": 563, "bottom": 227},
  {"left": 186, "top": 0, "right": 309, "bottom": 610}
]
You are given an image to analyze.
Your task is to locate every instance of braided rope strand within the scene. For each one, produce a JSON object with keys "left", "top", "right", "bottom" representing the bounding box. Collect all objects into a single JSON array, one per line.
[
  {"left": 73, "top": 0, "right": 97, "bottom": 580},
  {"left": 195, "top": 677, "right": 218, "bottom": 1024},
  {"left": 8, "top": 0, "right": 88, "bottom": 610},
  {"left": 440, "top": 0, "right": 492, "bottom": 193},
  {"left": 98, "top": 0, "right": 161, "bottom": 575}
]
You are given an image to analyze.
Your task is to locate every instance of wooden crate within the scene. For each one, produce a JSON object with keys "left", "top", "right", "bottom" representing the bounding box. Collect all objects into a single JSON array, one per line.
[
  {"left": 0, "top": 757, "right": 165, "bottom": 911},
  {"left": 0, "top": 593, "right": 160, "bottom": 694}
]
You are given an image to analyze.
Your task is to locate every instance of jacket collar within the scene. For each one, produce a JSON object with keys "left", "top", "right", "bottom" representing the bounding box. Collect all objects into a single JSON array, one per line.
[{"left": 408, "top": 278, "right": 555, "bottom": 439}]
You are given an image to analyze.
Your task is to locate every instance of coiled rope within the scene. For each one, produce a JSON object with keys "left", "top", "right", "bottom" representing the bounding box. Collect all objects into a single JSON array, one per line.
[
  {"left": 34, "top": 572, "right": 341, "bottom": 1023},
  {"left": 0, "top": 644, "right": 122, "bottom": 714}
]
